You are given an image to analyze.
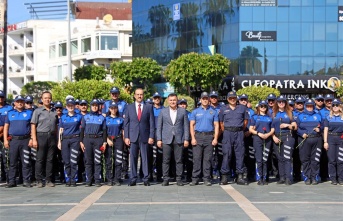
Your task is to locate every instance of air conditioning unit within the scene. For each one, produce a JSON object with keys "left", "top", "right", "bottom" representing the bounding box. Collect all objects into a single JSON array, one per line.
[
  {"left": 20, "top": 34, "right": 24, "bottom": 39},
  {"left": 27, "top": 42, "right": 32, "bottom": 48},
  {"left": 30, "top": 76, "right": 34, "bottom": 81},
  {"left": 30, "top": 31, "right": 33, "bottom": 35},
  {"left": 14, "top": 46, "right": 18, "bottom": 50},
  {"left": 21, "top": 56, "right": 24, "bottom": 61},
  {"left": 31, "top": 54, "right": 34, "bottom": 58}
]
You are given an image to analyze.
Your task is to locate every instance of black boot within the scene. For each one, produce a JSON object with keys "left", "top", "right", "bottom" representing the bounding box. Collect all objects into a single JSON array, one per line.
[
  {"left": 220, "top": 175, "right": 228, "bottom": 185},
  {"left": 237, "top": 174, "right": 248, "bottom": 185}
]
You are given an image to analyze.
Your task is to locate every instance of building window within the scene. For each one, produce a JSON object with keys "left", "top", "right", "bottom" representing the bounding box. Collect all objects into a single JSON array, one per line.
[
  {"left": 129, "top": 35, "right": 132, "bottom": 47},
  {"left": 71, "top": 40, "right": 78, "bottom": 55},
  {"left": 81, "top": 37, "right": 91, "bottom": 52},
  {"left": 59, "top": 42, "right": 67, "bottom": 57},
  {"left": 101, "top": 35, "right": 118, "bottom": 50},
  {"left": 49, "top": 45, "right": 56, "bottom": 59}
]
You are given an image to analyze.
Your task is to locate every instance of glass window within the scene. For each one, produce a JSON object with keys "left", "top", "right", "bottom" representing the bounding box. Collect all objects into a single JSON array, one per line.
[
  {"left": 276, "top": 57, "right": 289, "bottom": 75},
  {"left": 289, "top": 23, "right": 301, "bottom": 41},
  {"left": 289, "top": 57, "right": 301, "bottom": 75},
  {"left": 265, "top": 57, "right": 276, "bottom": 75},
  {"left": 313, "top": 42, "right": 326, "bottom": 56},
  {"left": 302, "top": 0, "right": 314, "bottom": 6},
  {"left": 265, "top": 7, "right": 276, "bottom": 22},
  {"left": 240, "top": 8, "right": 253, "bottom": 22},
  {"left": 301, "top": 57, "right": 313, "bottom": 75},
  {"left": 314, "top": 0, "right": 326, "bottom": 5},
  {"left": 313, "top": 23, "right": 325, "bottom": 41},
  {"left": 313, "top": 57, "right": 325, "bottom": 75},
  {"left": 278, "top": 0, "right": 290, "bottom": 6},
  {"left": 326, "top": 7, "right": 337, "bottom": 22},
  {"left": 338, "top": 41, "right": 343, "bottom": 56},
  {"left": 253, "top": 7, "right": 265, "bottom": 23},
  {"left": 240, "top": 23, "right": 253, "bottom": 33},
  {"left": 326, "top": 0, "right": 338, "bottom": 5},
  {"left": 289, "top": 0, "right": 301, "bottom": 6},
  {"left": 289, "top": 7, "right": 301, "bottom": 22},
  {"left": 277, "top": 7, "right": 289, "bottom": 22},
  {"left": 338, "top": 57, "right": 343, "bottom": 75},
  {"left": 49, "top": 45, "right": 56, "bottom": 59},
  {"left": 326, "top": 42, "right": 337, "bottom": 56},
  {"left": 57, "top": 65, "right": 62, "bottom": 81},
  {"left": 339, "top": 23, "right": 343, "bottom": 40},
  {"left": 59, "top": 42, "right": 66, "bottom": 57},
  {"left": 301, "top": 42, "right": 313, "bottom": 56},
  {"left": 301, "top": 7, "right": 314, "bottom": 22},
  {"left": 265, "top": 23, "right": 277, "bottom": 31},
  {"left": 301, "top": 23, "right": 314, "bottom": 41},
  {"left": 129, "top": 35, "right": 132, "bottom": 47},
  {"left": 81, "top": 37, "right": 91, "bottom": 53},
  {"left": 289, "top": 42, "right": 301, "bottom": 56},
  {"left": 277, "top": 23, "right": 289, "bottom": 41},
  {"left": 326, "top": 23, "right": 337, "bottom": 41},
  {"left": 326, "top": 57, "right": 339, "bottom": 75},
  {"left": 277, "top": 42, "right": 288, "bottom": 56},
  {"left": 101, "top": 35, "right": 118, "bottom": 50},
  {"left": 314, "top": 7, "right": 325, "bottom": 22},
  {"left": 265, "top": 42, "right": 277, "bottom": 56},
  {"left": 71, "top": 40, "right": 78, "bottom": 55}
]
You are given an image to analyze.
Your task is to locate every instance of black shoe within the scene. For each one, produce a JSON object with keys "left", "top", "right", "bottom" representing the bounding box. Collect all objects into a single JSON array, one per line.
[
  {"left": 5, "top": 183, "right": 16, "bottom": 188},
  {"left": 220, "top": 175, "right": 228, "bottom": 185},
  {"left": 71, "top": 182, "right": 77, "bottom": 187},
  {"left": 176, "top": 180, "right": 184, "bottom": 186},
  {"left": 107, "top": 181, "right": 113, "bottom": 186},
  {"left": 95, "top": 182, "right": 102, "bottom": 187},
  {"left": 305, "top": 179, "right": 311, "bottom": 185},
  {"left": 285, "top": 179, "right": 292, "bottom": 186},
  {"left": 114, "top": 181, "right": 121, "bottom": 186},
  {"left": 65, "top": 182, "right": 71, "bottom": 187},
  {"left": 128, "top": 181, "right": 136, "bottom": 186},
  {"left": 156, "top": 178, "right": 163, "bottom": 183},
  {"left": 277, "top": 179, "right": 285, "bottom": 184},
  {"left": 204, "top": 180, "right": 212, "bottom": 186},
  {"left": 257, "top": 180, "right": 264, "bottom": 186},
  {"left": 162, "top": 180, "right": 169, "bottom": 186},
  {"left": 263, "top": 179, "right": 268, "bottom": 185},
  {"left": 189, "top": 181, "right": 199, "bottom": 186},
  {"left": 85, "top": 182, "right": 92, "bottom": 187},
  {"left": 331, "top": 180, "right": 337, "bottom": 185},
  {"left": 37, "top": 182, "right": 44, "bottom": 188},
  {"left": 339, "top": 181, "right": 343, "bottom": 186},
  {"left": 23, "top": 182, "right": 32, "bottom": 188},
  {"left": 143, "top": 181, "right": 150, "bottom": 186},
  {"left": 237, "top": 174, "right": 248, "bottom": 185},
  {"left": 311, "top": 180, "right": 318, "bottom": 185},
  {"left": 46, "top": 181, "right": 55, "bottom": 187}
]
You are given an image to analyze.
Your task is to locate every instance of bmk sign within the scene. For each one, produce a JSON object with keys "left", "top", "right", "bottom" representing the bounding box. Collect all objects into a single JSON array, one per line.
[
  {"left": 173, "top": 3, "right": 181, "bottom": 21},
  {"left": 241, "top": 31, "right": 277, "bottom": 41},
  {"left": 339, "top": 6, "right": 343, "bottom": 22}
]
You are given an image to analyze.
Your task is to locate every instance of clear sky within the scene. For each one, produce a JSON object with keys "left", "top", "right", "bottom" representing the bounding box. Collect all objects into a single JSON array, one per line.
[{"left": 8, "top": 0, "right": 128, "bottom": 24}]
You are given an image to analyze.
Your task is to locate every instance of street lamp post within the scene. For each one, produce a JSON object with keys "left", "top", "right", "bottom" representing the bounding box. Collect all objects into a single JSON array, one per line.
[
  {"left": 67, "top": 0, "right": 72, "bottom": 81},
  {"left": 3, "top": 0, "right": 8, "bottom": 96}
]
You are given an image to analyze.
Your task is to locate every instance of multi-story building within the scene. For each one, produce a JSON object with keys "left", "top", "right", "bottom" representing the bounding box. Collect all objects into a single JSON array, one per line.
[{"left": 132, "top": 0, "right": 343, "bottom": 97}]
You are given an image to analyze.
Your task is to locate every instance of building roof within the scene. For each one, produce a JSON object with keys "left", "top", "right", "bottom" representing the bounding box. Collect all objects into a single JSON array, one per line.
[{"left": 74, "top": 2, "right": 132, "bottom": 20}]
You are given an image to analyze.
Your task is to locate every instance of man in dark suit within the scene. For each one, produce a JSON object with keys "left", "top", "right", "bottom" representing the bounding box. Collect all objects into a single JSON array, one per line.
[
  {"left": 124, "top": 88, "right": 155, "bottom": 186},
  {"left": 156, "top": 93, "right": 189, "bottom": 186}
]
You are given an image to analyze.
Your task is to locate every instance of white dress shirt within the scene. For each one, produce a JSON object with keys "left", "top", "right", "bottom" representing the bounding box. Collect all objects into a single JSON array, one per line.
[{"left": 169, "top": 107, "right": 177, "bottom": 125}]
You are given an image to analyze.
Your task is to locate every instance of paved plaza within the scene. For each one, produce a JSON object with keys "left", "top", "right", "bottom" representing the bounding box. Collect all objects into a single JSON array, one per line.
[{"left": 0, "top": 180, "right": 342, "bottom": 221}]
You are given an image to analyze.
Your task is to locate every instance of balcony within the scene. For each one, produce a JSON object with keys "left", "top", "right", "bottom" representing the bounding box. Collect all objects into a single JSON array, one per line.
[
  {"left": 26, "top": 42, "right": 34, "bottom": 53},
  {"left": 8, "top": 45, "right": 25, "bottom": 56}
]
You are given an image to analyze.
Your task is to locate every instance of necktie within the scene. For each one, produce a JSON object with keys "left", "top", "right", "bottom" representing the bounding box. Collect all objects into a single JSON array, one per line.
[{"left": 138, "top": 104, "right": 142, "bottom": 121}]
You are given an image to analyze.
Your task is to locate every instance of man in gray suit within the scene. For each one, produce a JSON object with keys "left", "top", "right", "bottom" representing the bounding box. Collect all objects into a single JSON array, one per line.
[{"left": 156, "top": 93, "right": 189, "bottom": 186}]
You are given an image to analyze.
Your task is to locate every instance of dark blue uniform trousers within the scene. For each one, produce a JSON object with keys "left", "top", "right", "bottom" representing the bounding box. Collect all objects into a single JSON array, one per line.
[
  {"left": 327, "top": 135, "right": 343, "bottom": 182},
  {"left": 298, "top": 136, "right": 321, "bottom": 181},
  {"left": 253, "top": 135, "right": 271, "bottom": 181},
  {"left": 274, "top": 134, "right": 295, "bottom": 181},
  {"left": 105, "top": 137, "right": 124, "bottom": 182},
  {"left": 221, "top": 131, "right": 245, "bottom": 175},
  {"left": 192, "top": 133, "right": 213, "bottom": 181},
  {"left": 8, "top": 138, "right": 31, "bottom": 184},
  {"left": 84, "top": 137, "right": 103, "bottom": 184},
  {"left": 130, "top": 139, "right": 150, "bottom": 182},
  {"left": 61, "top": 137, "right": 80, "bottom": 183}
]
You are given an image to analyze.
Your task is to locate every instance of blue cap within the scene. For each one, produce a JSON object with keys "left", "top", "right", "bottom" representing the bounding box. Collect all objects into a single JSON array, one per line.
[
  {"left": 324, "top": 94, "right": 334, "bottom": 101},
  {"left": 178, "top": 98, "right": 187, "bottom": 105},
  {"left": 110, "top": 87, "right": 120, "bottom": 93},
  {"left": 152, "top": 92, "right": 161, "bottom": 98},
  {"left": 239, "top": 94, "right": 248, "bottom": 100},
  {"left": 25, "top": 95, "right": 33, "bottom": 103},
  {"left": 201, "top": 92, "right": 209, "bottom": 98},
  {"left": 227, "top": 91, "right": 237, "bottom": 98},
  {"left": 332, "top": 98, "right": 341, "bottom": 105},
  {"left": 145, "top": 98, "right": 153, "bottom": 104},
  {"left": 315, "top": 95, "right": 324, "bottom": 100},
  {"left": 80, "top": 99, "right": 88, "bottom": 105},
  {"left": 109, "top": 101, "right": 118, "bottom": 108},
  {"left": 267, "top": 93, "right": 277, "bottom": 100},
  {"left": 0, "top": 90, "right": 4, "bottom": 97},
  {"left": 277, "top": 95, "right": 287, "bottom": 102},
  {"left": 90, "top": 99, "right": 99, "bottom": 105},
  {"left": 288, "top": 100, "right": 295, "bottom": 106},
  {"left": 210, "top": 91, "right": 218, "bottom": 97},
  {"left": 66, "top": 98, "right": 75, "bottom": 105},
  {"left": 219, "top": 102, "right": 226, "bottom": 106},
  {"left": 304, "top": 99, "right": 315, "bottom": 106},
  {"left": 295, "top": 97, "right": 305, "bottom": 103},
  {"left": 197, "top": 101, "right": 201, "bottom": 105},
  {"left": 38, "top": 99, "right": 43, "bottom": 104},
  {"left": 14, "top": 95, "right": 25, "bottom": 102},
  {"left": 259, "top": 100, "right": 268, "bottom": 107},
  {"left": 98, "top": 98, "right": 105, "bottom": 104},
  {"left": 50, "top": 101, "right": 55, "bottom": 105},
  {"left": 54, "top": 101, "right": 63, "bottom": 108},
  {"left": 75, "top": 99, "right": 80, "bottom": 104}
]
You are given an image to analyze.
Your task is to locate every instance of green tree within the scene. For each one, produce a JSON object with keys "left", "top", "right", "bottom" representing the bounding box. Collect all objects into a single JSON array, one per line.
[
  {"left": 164, "top": 52, "right": 230, "bottom": 95},
  {"left": 74, "top": 65, "right": 108, "bottom": 81},
  {"left": 236, "top": 86, "right": 280, "bottom": 108},
  {"left": 21, "top": 81, "right": 59, "bottom": 101},
  {"left": 162, "top": 94, "right": 195, "bottom": 112},
  {"left": 51, "top": 79, "right": 133, "bottom": 104},
  {"left": 239, "top": 46, "right": 263, "bottom": 75}
]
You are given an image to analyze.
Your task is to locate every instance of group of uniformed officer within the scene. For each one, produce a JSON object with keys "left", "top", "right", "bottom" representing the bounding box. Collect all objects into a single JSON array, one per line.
[{"left": 1, "top": 88, "right": 342, "bottom": 188}]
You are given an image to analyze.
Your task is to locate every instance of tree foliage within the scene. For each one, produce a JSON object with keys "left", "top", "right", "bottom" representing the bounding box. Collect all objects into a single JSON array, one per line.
[
  {"left": 162, "top": 94, "right": 195, "bottom": 112},
  {"left": 236, "top": 86, "right": 280, "bottom": 108},
  {"left": 21, "top": 81, "right": 59, "bottom": 101},
  {"left": 74, "top": 65, "right": 108, "bottom": 81},
  {"left": 51, "top": 79, "right": 133, "bottom": 104},
  {"left": 110, "top": 57, "right": 162, "bottom": 94},
  {"left": 334, "top": 80, "right": 343, "bottom": 99},
  {"left": 164, "top": 52, "right": 230, "bottom": 95}
]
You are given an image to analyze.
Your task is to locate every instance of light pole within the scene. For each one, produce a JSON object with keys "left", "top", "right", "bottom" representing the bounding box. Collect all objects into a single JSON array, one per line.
[
  {"left": 67, "top": 0, "right": 72, "bottom": 81},
  {"left": 3, "top": 0, "right": 7, "bottom": 96}
]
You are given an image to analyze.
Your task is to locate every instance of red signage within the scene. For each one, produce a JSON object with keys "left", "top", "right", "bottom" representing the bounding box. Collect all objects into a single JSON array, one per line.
[{"left": 0, "top": 24, "right": 17, "bottom": 33}]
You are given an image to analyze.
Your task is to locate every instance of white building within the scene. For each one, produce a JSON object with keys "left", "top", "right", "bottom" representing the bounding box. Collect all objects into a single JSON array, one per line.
[{"left": 0, "top": 17, "right": 132, "bottom": 95}]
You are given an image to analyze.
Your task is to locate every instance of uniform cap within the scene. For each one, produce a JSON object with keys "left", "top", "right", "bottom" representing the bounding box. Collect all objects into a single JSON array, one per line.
[
  {"left": 305, "top": 99, "right": 315, "bottom": 106},
  {"left": 110, "top": 87, "right": 120, "bottom": 93},
  {"left": 109, "top": 101, "right": 118, "bottom": 108},
  {"left": 178, "top": 98, "right": 187, "bottom": 105},
  {"left": 152, "top": 92, "right": 161, "bottom": 98},
  {"left": 201, "top": 92, "right": 209, "bottom": 98},
  {"left": 145, "top": 98, "right": 153, "bottom": 104},
  {"left": 219, "top": 102, "right": 226, "bottom": 107},
  {"left": 227, "top": 91, "right": 237, "bottom": 98},
  {"left": 288, "top": 100, "right": 295, "bottom": 106},
  {"left": 295, "top": 97, "right": 305, "bottom": 103},
  {"left": 54, "top": 101, "right": 63, "bottom": 108},
  {"left": 239, "top": 94, "right": 248, "bottom": 100},
  {"left": 332, "top": 98, "right": 341, "bottom": 105},
  {"left": 14, "top": 95, "right": 25, "bottom": 102},
  {"left": 315, "top": 94, "right": 324, "bottom": 100},
  {"left": 90, "top": 99, "right": 99, "bottom": 105},
  {"left": 324, "top": 94, "right": 334, "bottom": 101},
  {"left": 75, "top": 99, "right": 80, "bottom": 104},
  {"left": 0, "top": 90, "right": 4, "bottom": 97},
  {"left": 66, "top": 99, "right": 75, "bottom": 105},
  {"left": 267, "top": 93, "right": 277, "bottom": 100},
  {"left": 210, "top": 91, "right": 218, "bottom": 97},
  {"left": 276, "top": 95, "right": 287, "bottom": 102},
  {"left": 25, "top": 95, "right": 33, "bottom": 103},
  {"left": 50, "top": 101, "right": 55, "bottom": 105},
  {"left": 65, "top": 95, "right": 74, "bottom": 100},
  {"left": 80, "top": 99, "right": 88, "bottom": 105},
  {"left": 38, "top": 99, "right": 43, "bottom": 104},
  {"left": 258, "top": 100, "right": 268, "bottom": 107},
  {"left": 98, "top": 98, "right": 105, "bottom": 104}
]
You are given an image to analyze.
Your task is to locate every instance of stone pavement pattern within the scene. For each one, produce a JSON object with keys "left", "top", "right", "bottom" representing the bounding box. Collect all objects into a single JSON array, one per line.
[{"left": 0, "top": 181, "right": 342, "bottom": 221}]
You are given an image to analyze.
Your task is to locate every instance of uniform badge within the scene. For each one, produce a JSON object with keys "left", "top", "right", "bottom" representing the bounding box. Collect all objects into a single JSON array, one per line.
[
  {"left": 313, "top": 116, "right": 317, "bottom": 120},
  {"left": 23, "top": 113, "right": 27, "bottom": 118},
  {"left": 74, "top": 118, "right": 77, "bottom": 122},
  {"left": 209, "top": 110, "right": 213, "bottom": 115},
  {"left": 11, "top": 114, "right": 15, "bottom": 118},
  {"left": 117, "top": 120, "right": 120, "bottom": 124}
]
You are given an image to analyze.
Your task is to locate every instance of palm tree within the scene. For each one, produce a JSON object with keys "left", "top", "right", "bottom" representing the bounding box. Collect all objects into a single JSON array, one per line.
[{"left": 239, "top": 46, "right": 263, "bottom": 75}]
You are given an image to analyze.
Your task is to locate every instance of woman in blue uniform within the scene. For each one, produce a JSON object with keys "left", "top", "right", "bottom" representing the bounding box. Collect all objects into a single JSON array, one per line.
[
  {"left": 323, "top": 98, "right": 343, "bottom": 185},
  {"left": 249, "top": 100, "right": 274, "bottom": 185},
  {"left": 58, "top": 99, "right": 83, "bottom": 187},
  {"left": 80, "top": 99, "right": 107, "bottom": 187},
  {"left": 105, "top": 101, "right": 124, "bottom": 186},
  {"left": 296, "top": 99, "right": 322, "bottom": 185},
  {"left": 271, "top": 96, "right": 297, "bottom": 185}
]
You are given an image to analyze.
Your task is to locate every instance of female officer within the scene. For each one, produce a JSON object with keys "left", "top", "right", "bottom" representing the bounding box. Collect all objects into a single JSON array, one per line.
[
  {"left": 323, "top": 98, "right": 343, "bottom": 185},
  {"left": 80, "top": 99, "right": 107, "bottom": 187},
  {"left": 271, "top": 96, "right": 297, "bottom": 185},
  {"left": 296, "top": 99, "right": 322, "bottom": 185},
  {"left": 249, "top": 100, "right": 274, "bottom": 185},
  {"left": 58, "top": 99, "right": 83, "bottom": 187},
  {"left": 105, "top": 101, "right": 124, "bottom": 186}
]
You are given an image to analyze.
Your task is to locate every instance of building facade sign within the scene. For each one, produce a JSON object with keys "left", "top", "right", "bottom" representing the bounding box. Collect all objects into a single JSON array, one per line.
[
  {"left": 241, "top": 31, "right": 277, "bottom": 41},
  {"left": 240, "top": 0, "right": 277, "bottom": 7},
  {"left": 339, "top": 6, "right": 343, "bottom": 22},
  {"left": 173, "top": 3, "right": 181, "bottom": 21},
  {"left": 86, "top": 50, "right": 121, "bottom": 60}
]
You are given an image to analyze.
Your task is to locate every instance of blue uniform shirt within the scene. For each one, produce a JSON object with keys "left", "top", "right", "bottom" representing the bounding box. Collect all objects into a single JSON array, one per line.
[
  {"left": 62, "top": 108, "right": 81, "bottom": 115},
  {"left": 59, "top": 113, "right": 83, "bottom": 136},
  {"left": 190, "top": 106, "right": 218, "bottom": 132},
  {"left": 271, "top": 111, "right": 294, "bottom": 134},
  {"left": 320, "top": 108, "right": 330, "bottom": 120},
  {"left": 296, "top": 111, "right": 322, "bottom": 137},
  {"left": 0, "top": 104, "right": 13, "bottom": 126},
  {"left": 250, "top": 114, "right": 273, "bottom": 133},
  {"left": 105, "top": 116, "right": 124, "bottom": 137},
  {"left": 219, "top": 104, "right": 249, "bottom": 127},
  {"left": 324, "top": 115, "right": 343, "bottom": 133},
  {"left": 292, "top": 110, "right": 303, "bottom": 121},
  {"left": 5, "top": 109, "right": 33, "bottom": 136},
  {"left": 246, "top": 107, "right": 255, "bottom": 131},
  {"left": 153, "top": 105, "right": 164, "bottom": 129},
  {"left": 81, "top": 112, "right": 106, "bottom": 135},
  {"left": 102, "top": 100, "right": 127, "bottom": 117}
]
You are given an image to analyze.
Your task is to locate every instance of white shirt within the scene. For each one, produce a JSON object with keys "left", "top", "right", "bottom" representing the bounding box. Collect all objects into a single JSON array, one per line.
[
  {"left": 169, "top": 107, "right": 177, "bottom": 125},
  {"left": 135, "top": 102, "right": 143, "bottom": 115}
]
